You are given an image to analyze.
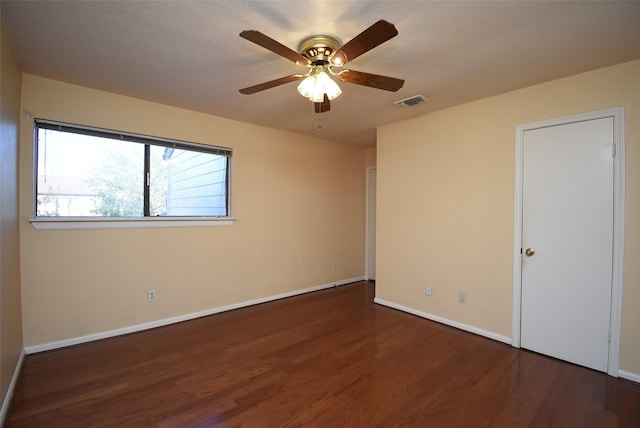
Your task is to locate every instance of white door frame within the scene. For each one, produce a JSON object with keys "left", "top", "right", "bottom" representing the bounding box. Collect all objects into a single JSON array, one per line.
[
  {"left": 365, "top": 166, "right": 376, "bottom": 280},
  {"left": 511, "top": 107, "right": 625, "bottom": 377}
]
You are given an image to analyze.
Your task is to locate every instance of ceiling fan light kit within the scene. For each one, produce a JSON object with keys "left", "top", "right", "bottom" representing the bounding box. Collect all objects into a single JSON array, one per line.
[
  {"left": 239, "top": 20, "right": 404, "bottom": 113},
  {"left": 297, "top": 66, "right": 342, "bottom": 102}
]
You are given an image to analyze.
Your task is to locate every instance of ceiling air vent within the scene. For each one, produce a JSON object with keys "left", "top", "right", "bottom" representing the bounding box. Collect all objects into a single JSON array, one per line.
[{"left": 394, "top": 95, "right": 428, "bottom": 107}]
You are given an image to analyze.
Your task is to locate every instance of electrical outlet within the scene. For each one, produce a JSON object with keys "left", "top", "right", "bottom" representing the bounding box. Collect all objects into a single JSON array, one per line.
[
  {"left": 425, "top": 285, "right": 432, "bottom": 296},
  {"left": 458, "top": 292, "right": 466, "bottom": 304},
  {"left": 331, "top": 261, "right": 336, "bottom": 270},
  {"left": 148, "top": 290, "right": 157, "bottom": 302}
]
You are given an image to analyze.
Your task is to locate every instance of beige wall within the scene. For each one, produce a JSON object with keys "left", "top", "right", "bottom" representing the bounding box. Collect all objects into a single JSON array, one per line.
[
  {"left": 0, "top": 22, "right": 24, "bottom": 415},
  {"left": 364, "top": 146, "right": 376, "bottom": 167},
  {"left": 377, "top": 60, "right": 640, "bottom": 375},
  {"left": 19, "top": 75, "right": 366, "bottom": 347}
]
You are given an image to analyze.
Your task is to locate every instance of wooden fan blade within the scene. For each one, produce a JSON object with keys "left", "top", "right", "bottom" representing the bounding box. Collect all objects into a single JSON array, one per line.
[
  {"left": 337, "top": 70, "right": 404, "bottom": 92},
  {"left": 314, "top": 94, "right": 331, "bottom": 113},
  {"left": 330, "top": 20, "right": 398, "bottom": 66},
  {"left": 240, "top": 30, "right": 310, "bottom": 65},
  {"left": 239, "top": 75, "right": 304, "bottom": 95}
]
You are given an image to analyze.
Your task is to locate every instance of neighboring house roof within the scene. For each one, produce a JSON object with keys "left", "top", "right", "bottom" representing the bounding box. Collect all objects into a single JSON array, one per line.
[{"left": 37, "top": 175, "right": 97, "bottom": 197}]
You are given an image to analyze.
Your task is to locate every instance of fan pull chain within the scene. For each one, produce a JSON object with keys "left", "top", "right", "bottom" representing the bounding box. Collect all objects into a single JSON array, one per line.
[{"left": 310, "top": 115, "right": 323, "bottom": 134}]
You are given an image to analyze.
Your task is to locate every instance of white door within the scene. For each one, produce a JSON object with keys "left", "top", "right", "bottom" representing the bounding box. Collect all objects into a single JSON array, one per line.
[
  {"left": 366, "top": 168, "right": 377, "bottom": 280},
  {"left": 521, "top": 117, "right": 614, "bottom": 372}
]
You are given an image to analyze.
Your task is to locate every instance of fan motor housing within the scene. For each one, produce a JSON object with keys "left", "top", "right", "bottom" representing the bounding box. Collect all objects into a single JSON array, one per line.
[{"left": 298, "top": 35, "right": 341, "bottom": 62}]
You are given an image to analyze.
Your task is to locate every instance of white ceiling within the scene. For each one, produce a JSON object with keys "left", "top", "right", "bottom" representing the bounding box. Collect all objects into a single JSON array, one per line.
[{"left": 2, "top": 1, "right": 640, "bottom": 146}]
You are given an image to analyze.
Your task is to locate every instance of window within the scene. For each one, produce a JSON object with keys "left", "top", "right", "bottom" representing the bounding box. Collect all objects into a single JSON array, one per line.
[{"left": 34, "top": 119, "right": 232, "bottom": 220}]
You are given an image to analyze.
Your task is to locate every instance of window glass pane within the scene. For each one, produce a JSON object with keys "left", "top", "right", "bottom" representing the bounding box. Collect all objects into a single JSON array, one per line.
[
  {"left": 151, "top": 146, "right": 228, "bottom": 216},
  {"left": 37, "top": 128, "right": 144, "bottom": 217},
  {"left": 35, "top": 120, "right": 231, "bottom": 219}
]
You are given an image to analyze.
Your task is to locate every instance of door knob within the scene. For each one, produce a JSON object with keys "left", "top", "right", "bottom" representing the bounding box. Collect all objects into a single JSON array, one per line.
[{"left": 525, "top": 248, "right": 535, "bottom": 257}]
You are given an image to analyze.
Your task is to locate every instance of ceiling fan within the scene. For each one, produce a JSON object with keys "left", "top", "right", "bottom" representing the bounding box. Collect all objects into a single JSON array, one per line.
[{"left": 239, "top": 20, "right": 404, "bottom": 113}]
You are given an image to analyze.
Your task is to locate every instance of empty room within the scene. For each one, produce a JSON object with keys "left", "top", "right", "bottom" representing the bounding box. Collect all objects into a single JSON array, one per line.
[{"left": 1, "top": 1, "right": 640, "bottom": 426}]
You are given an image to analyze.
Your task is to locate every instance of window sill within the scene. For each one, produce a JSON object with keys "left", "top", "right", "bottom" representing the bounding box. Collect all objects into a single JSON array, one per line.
[{"left": 30, "top": 217, "right": 236, "bottom": 231}]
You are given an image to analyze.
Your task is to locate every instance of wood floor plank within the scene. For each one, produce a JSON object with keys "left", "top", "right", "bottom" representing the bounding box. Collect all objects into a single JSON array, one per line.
[{"left": 6, "top": 281, "right": 640, "bottom": 427}]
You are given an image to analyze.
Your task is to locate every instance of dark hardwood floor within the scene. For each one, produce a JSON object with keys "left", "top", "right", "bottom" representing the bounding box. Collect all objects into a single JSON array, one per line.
[{"left": 6, "top": 281, "right": 640, "bottom": 427}]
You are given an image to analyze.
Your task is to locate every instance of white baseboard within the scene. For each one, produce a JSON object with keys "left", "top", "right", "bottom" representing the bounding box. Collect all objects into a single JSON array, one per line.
[
  {"left": 0, "top": 349, "right": 25, "bottom": 426},
  {"left": 373, "top": 298, "right": 512, "bottom": 345},
  {"left": 25, "top": 276, "right": 365, "bottom": 355},
  {"left": 619, "top": 370, "right": 640, "bottom": 383}
]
